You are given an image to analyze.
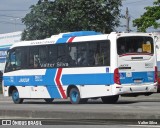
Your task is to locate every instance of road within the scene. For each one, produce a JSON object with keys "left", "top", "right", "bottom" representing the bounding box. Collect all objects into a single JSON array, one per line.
[{"left": 0, "top": 93, "right": 160, "bottom": 127}]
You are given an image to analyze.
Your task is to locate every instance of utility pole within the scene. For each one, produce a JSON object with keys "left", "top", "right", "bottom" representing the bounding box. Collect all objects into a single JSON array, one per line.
[{"left": 126, "top": 7, "right": 130, "bottom": 33}]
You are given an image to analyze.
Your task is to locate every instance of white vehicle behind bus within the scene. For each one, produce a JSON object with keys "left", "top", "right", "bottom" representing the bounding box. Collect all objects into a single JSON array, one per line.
[{"left": 2, "top": 31, "right": 158, "bottom": 104}]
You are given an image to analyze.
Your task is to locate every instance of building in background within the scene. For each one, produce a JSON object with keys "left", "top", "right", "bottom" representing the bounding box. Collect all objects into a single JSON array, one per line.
[{"left": 0, "top": 31, "right": 22, "bottom": 71}]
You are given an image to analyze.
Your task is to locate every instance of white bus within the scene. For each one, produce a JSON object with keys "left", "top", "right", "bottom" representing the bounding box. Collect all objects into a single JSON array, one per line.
[{"left": 2, "top": 31, "right": 158, "bottom": 104}]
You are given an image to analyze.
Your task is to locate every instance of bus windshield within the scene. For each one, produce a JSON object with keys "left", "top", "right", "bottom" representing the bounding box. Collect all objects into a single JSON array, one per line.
[{"left": 117, "top": 36, "right": 154, "bottom": 55}]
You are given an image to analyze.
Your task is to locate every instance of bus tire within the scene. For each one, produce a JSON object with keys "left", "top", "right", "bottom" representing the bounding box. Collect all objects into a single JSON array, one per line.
[
  {"left": 101, "top": 95, "right": 119, "bottom": 104},
  {"left": 69, "top": 88, "right": 87, "bottom": 104},
  {"left": 44, "top": 98, "right": 54, "bottom": 103},
  {"left": 12, "top": 89, "right": 23, "bottom": 104}
]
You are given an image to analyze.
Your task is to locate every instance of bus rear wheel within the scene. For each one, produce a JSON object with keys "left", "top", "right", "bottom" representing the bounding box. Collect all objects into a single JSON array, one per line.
[
  {"left": 101, "top": 95, "right": 119, "bottom": 104},
  {"left": 69, "top": 88, "right": 88, "bottom": 104},
  {"left": 12, "top": 89, "right": 24, "bottom": 104}
]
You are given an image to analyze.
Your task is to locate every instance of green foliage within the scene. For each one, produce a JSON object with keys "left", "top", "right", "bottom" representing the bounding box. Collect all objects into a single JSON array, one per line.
[
  {"left": 22, "top": 0, "right": 122, "bottom": 40},
  {"left": 133, "top": 0, "right": 160, "bottom": 32},
  {"left": 22, "top": 0, "right": 57, "bottom": 40}
]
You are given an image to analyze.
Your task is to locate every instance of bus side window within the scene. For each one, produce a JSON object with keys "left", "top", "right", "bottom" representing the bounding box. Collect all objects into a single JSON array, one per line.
[
  {"left": 29, "top": 47, "right": 39, "bottom": 68},
  {"left": 15, "top": 49, "right": 22, "bottom": 70},
  {"left": 88, "top": 43, "right": 96, "bottom": 66},
  {"left": 48, "top": 45, "right": 57, "bottom": 67},
  {"left": 88, "top": 49, "right": 95, "bottom": 66},
  {"left": 34, "top": 55, "right": 40, "bottom": 68},
  {"left": 5, "top": 52, "right": 12, "bottom": 72},
  {"left": 100, "top": 42, "right": 109, "bottom": 66},
  {"left": 77, "top": 44, "right": 87, "bottom": 66},
  {"left": 29, "top": 57, "right": 34, "bottom": 68},
  {"left": 94, "top": 41, "right": 110, "bottom": 66},
  {"left": 96, "top": 45, "right": 104, "bottom": 65},
  {"left": 57, "top": 45, "right": 67, "bottom": 67},
  {"left": 9, "top": 51, "right": 16, "bottom": 71},
  {"left": 39, "top": 46, "right": 48, "bottom": 66},
  {"left": 68, "top": 45, "right": 77, "bottom": 66},
  {"left": 5, "top": 48, "right": 26, "bottom": 72}
]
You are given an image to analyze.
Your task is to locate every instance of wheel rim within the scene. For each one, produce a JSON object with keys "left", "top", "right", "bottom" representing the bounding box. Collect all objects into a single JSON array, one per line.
[
  {"left": 71, "top": 91, "right": 78, "bottom": 102},
  {"left": 13, "top": 91, "right": 19, "bottom": 102}
]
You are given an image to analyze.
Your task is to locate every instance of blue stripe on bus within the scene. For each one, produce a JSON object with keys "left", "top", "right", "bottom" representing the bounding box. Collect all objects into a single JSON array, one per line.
[
  {"left": 56, "top": 37, "right": 70, "bottom": 44},
  {"left": 61, "top": 73, "right": 114, "bottom": 85},
  {"left": 44, "top": 69, "right": 61, "bottom": 98},
  {"left": 3, "top": 73, "right": 114, "bottom": 85},
  {"left": 3, "top": 70, "right": 155, "bottom": 98},
  {"left": 120, "top": 71, "right": 154, "bottom": 84},
  {"left": 3, "top": 71, "right": 155, "bottom": 86},
  {"left": 4, "top": 69, "right": 57, "bottom": 86},
  {"left": 3, "top": 69, "right": 61, "bottom": 98},
  {"left": 46, "top": 86, "right": 61, "bottom": 98},
  {"left": 62, "top": 31, "right": 102, "bottom": 37}
]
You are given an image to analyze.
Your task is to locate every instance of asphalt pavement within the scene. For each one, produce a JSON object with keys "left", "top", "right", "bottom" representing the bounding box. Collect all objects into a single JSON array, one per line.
[
  {"left": 0, "top": 93, "right": 160, "bottom": 119},
  {"left": 0, "top": 93, "right": 160, "bottom": 126}
]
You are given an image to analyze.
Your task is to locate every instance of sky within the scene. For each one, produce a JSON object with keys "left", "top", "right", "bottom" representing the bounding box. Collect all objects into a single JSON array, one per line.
[
  {"left": 119, "top": 0, "right": 157, "bottom": 32},
  {"left": 0, "top": 0, "right": 158, "bottom": 34}
]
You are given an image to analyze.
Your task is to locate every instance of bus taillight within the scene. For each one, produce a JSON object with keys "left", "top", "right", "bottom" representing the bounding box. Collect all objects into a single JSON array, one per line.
[
  {"left": 114, "top": 68, "right": 121, "bottom": 85},
  {"left": 154, "top": 66, "right": 158, "bottom": 83}
]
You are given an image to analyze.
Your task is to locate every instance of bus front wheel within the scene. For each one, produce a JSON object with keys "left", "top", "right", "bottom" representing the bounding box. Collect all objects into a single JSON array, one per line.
[
  {"left": 12, "top": 89, "right": 24, "bottom": 104},
  {"left": 69, "top": 88, "right": 88, "bottom": 104},
  {"left": 101, "top": 95, "right": 119, "bottom": 104}
]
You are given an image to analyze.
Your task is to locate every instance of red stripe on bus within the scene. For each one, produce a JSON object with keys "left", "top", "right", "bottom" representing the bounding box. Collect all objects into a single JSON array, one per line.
[
  {"left": 119, "top": 53, "right": 153, "bottom": 57},
  {"left": 55, "top": 68, "right": 67, "bottom": 99},
  {"left": 67, "top": 37, "right": 75, "bottom": 43}
]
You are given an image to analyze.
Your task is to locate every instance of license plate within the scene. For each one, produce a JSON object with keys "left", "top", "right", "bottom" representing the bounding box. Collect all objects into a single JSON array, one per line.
[{"left": 134, "top": 79, "right": 142, "bottom": 83}]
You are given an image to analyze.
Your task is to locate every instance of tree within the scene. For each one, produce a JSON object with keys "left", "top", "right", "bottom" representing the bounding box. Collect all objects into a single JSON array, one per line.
[
  {"left": 133, "top": 0, "right": 160, "bottom": 32},
  {"left": 22, "top": 0, "right": 122, "bottom": 40},
  {"left": 21, "top": 0, "right": 56, "bottom": 40}
]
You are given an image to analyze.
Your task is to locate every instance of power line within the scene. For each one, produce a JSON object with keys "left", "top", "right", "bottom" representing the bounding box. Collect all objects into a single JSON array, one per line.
[
  {"left": 124, "top": 0, "right": 151, "bottom": 5},
  {"left": 0, "top": 14, "right": 22, "bottom": 19},
  {"left": 129, "top": 14, "right": 136, "bottom": 20},
  {"left": 0, "top": 21, "right": 24, "bottom": 25},
  {"left": 0, "top": 9, "right": 28, "bottom": 11}
]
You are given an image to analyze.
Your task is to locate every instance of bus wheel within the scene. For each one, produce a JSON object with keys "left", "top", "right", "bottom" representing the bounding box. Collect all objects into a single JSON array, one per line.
[
  {"left": 69, "top": 88, "right": 80, "bottom": 104},
  {"left": 12, "top": 89, "right": 23, "bottom": 104},
  {"left": 69, "top": 88, "right": 88, "bottom": 104},
  {"left": 101, "top": 95, "right": 119, "bottom": 104},
  {"left": 44, "top": 98, "right": 54, "bottom": 103}
]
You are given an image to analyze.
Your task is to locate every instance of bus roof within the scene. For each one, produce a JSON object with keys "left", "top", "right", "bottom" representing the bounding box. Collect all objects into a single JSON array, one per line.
[
  {"left": 61, "top": 31, "right": 102, "bottom": 37},
  {"left": 10, "top": 31, "right": 153, "bottom": 49},
  {"left": 10, "top": 31, "right": 103, "bottom": 48}
]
